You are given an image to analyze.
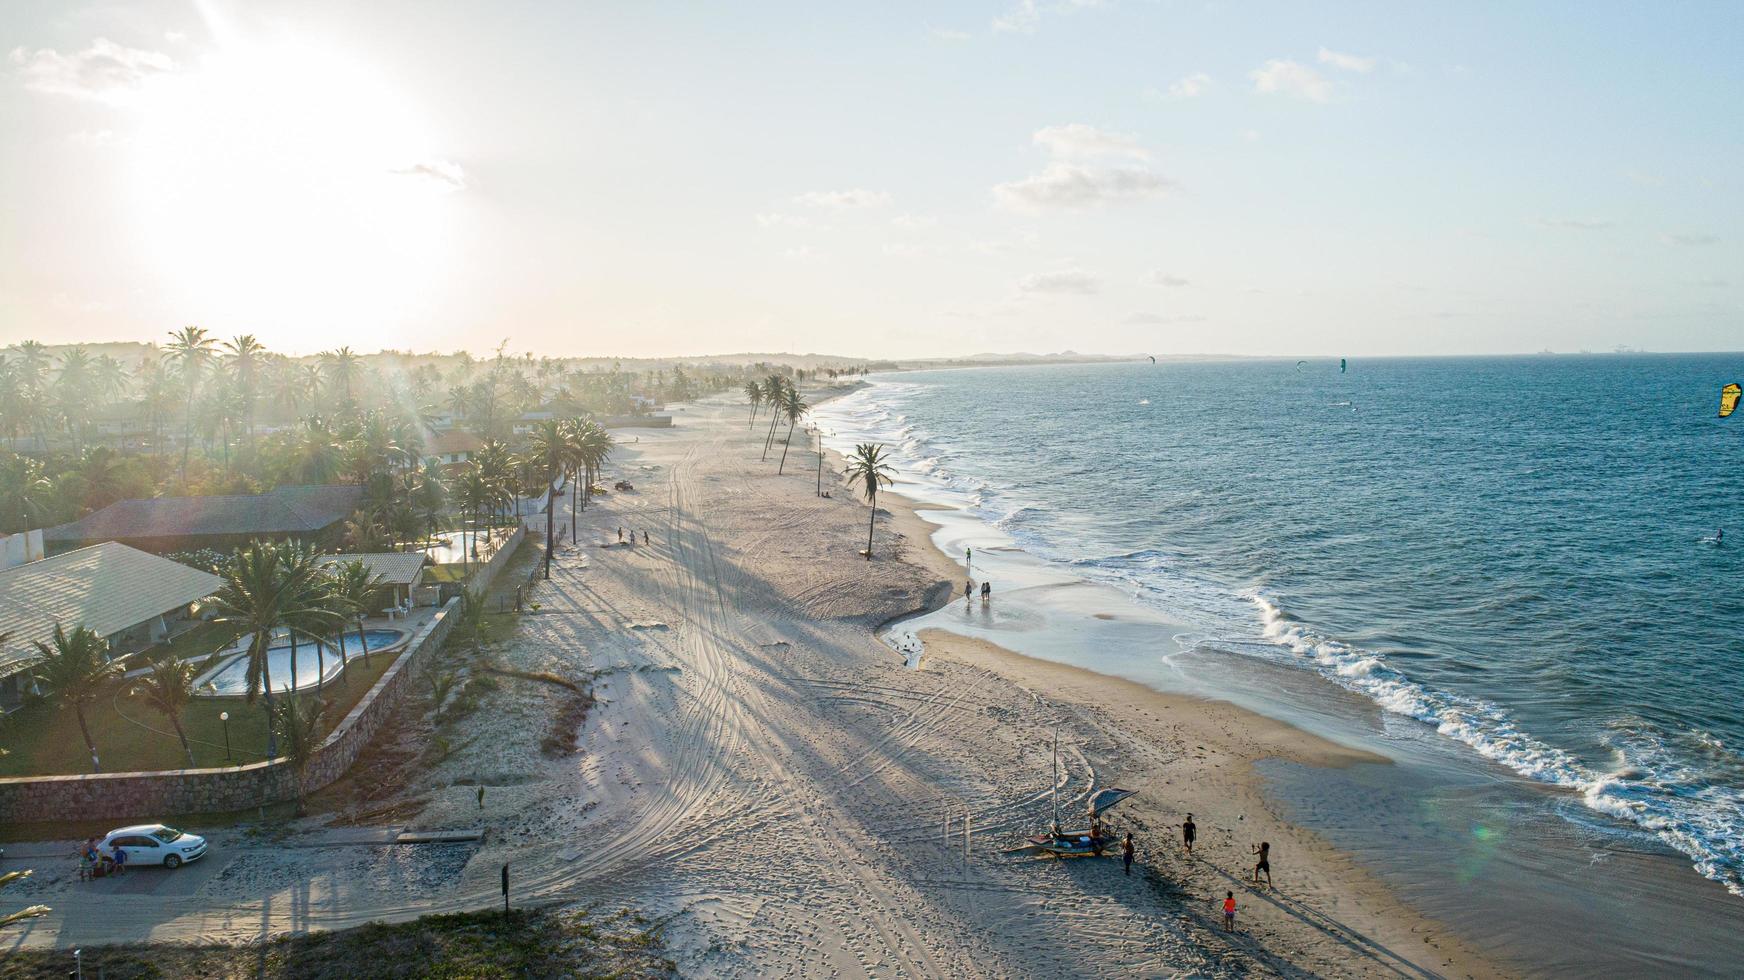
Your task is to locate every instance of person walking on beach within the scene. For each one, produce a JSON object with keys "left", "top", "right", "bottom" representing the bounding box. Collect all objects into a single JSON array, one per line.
[
  {"left": 1182, "top": 814, "right": 1196, "bottom": 853},
  {"left": 1122, "top": 832, "right": 1135, "bottom": 876},
  {"left": 964, "top": 579, "right": 974, "bottom": 604},
  {"left": 1252, "top": 841, "right": 1272, "bottom": 888},
  {"left": 981, "top": 580, "right": 991, "bottom": 603},
  {"left": 1222, "top": 892, "right": 1237, "bottom": 931},
  {"left": 643, "top": 529, "right": 650, "bottom": 545},
  {"left": 618, "top": 527, "right": 623, "bottom": 543}
]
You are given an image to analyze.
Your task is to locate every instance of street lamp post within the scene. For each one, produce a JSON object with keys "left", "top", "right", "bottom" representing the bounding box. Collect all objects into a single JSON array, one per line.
[{"left": 219, "top": 711, "right": 232, "bottom": 763}]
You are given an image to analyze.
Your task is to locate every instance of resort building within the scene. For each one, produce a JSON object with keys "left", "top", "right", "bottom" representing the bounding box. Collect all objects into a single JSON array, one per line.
[
  {"left": 421, "top": 428, "right": 484, "bottom": 470},
  {"left": 42, "top": 484, "right": 363, "bottom": 554},
  {"left": 314, "top": 552, "right": 429, "bottom": 609},
  {"left": 0, "top": 542, "right": 223, "bottom": 710}
]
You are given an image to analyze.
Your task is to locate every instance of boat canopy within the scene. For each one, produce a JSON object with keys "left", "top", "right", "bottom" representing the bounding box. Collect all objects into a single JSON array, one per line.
[{"left": 1087, "top": 788, "right": 1136, "bottom": 817}]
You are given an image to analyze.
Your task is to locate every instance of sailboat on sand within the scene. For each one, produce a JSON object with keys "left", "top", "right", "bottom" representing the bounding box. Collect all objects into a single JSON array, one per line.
[{"left": 1007, "top": 731, "right": 1136, "bottom": 858}]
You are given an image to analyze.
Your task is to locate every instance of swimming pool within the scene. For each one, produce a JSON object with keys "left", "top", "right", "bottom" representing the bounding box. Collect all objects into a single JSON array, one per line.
[{"left": 197, "top": 629, "right": 408, "bottom": 696}]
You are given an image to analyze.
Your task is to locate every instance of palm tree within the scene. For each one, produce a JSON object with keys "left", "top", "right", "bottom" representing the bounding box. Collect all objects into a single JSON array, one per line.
[
  {"left": 289, "top": 416, "right": 345, "bottom": 483},
  {"left": 761, "top": 375, "right": 788, "bottom": 459},
  {"left": 208, "top": 541, "right": 333, "bottom": 756},
  {"left": 133, "top": 655, "right": 216, "bottom": 767},
  {"left": 528, "top": 418, "right": 573, "bottom": 579},
  {"left": 321, "top": 347, "right": 361, "bottom": 403},
  {"left": 331, "top": 559, "right": 385, "bottom": 668},
  {"left": 1, "top": 869, "right": 50, "bottom": 930},
  {"left": 777, "top": 386, "right": 809, "bottom": 475},
  {"left": 221, "top": 334, "right": 267, "bottom": 446},
  {"left": 30, "top": 624, "right": 124, "bottom": 772},
  {"left": 271, "top": 695, "right": 325, "bottom": 815},
  {"left": 164, "top": 326, "right": 216, "bottom": 483},
  {"left": 745, "top": 379, "right": 764, "bottom": 429},
  {"left": 456, "top": 585, "right": 488, "bottom": 653},
  {"left": 0, "top": 453, "right": 55, "bottom": 534},
  {"left": 845, "top": 443, "right": 895, "bottom": 560}
]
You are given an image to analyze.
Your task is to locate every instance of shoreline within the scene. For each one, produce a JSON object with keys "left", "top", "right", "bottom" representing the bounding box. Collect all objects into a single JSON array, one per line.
[
  {"left": 807, "top": 386, "right": 1505, "bottom": 976},
  {"left": 811, "top": 374, "right": 1744, "bottom": 976}
]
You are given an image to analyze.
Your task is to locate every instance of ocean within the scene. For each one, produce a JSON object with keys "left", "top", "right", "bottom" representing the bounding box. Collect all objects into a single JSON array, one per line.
[{"left": 811, "top": 355, "right": 1744, "bottom": 970}]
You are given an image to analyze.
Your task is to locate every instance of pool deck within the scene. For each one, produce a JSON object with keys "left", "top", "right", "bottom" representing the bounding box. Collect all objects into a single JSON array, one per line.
[{"left": 190, "top": 609, "right": 438, "bottom": 697}]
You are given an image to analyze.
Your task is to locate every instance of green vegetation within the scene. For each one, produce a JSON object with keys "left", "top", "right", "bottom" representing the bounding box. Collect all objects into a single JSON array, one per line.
[
  {"left": 27, "top": 624, "right": 124, "bottom": 772},
  {"left": 0, "top": 869, "right": 49, "bottom": 931},
  {"left": 0, "top": 907, "right": 674, "bottom": 979},
  {"left": 845, "top": 443, "right": 896, "bottom": 560},
  {"left": 0, "top": 646, "right": 397, "bottom": 777}
]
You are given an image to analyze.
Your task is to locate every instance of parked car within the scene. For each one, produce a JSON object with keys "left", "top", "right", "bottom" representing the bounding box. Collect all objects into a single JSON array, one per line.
[{"left": 99, "top": 824, "right": 208, "bottom": 869}]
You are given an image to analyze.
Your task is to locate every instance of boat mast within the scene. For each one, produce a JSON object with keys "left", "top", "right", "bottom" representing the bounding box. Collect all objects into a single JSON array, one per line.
[{"left": 1051, "top": 728, "right": 1060, "bottom": 831}]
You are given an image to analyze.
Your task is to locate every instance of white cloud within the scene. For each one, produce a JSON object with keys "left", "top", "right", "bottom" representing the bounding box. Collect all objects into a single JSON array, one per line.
[
  {"left": 756, "top": 212, "right": 810, "bottom": 228},
  {"left": 1662, "top": 232, "right": 1720, "bottom": 247},
  {"left": 1250, "top": 59, "right": 1331, "bottom": 102},
  {"left": 891, "top": 213, "right": 937, "bottom": 229},
  {"left": 995, "top": 164, "right": 1172, "bottom": 210},
  {"left": 1538, "top": 217, "right": 1614, "bottom": 230},
  {"left": 1317, "top": 47, "right": 1377, "bottom": 73},
  {"left": 388, "top": 160, "right": 468, "bottom": 193},
  {"left": 793, "top": 188, "right": 892, "bottom": 209},
  {"left": 9, "top": 37, "right": 176, "bottom": 103},
  {"left": 993, "top": 0, "right": 1041, "bottom": 33},
  {"left": 992, "top": 0, "right": 1103, "bottom": 34},
  {"left": 996, "top": 124, "right": 1172, "bottom": 210},
  {"left": 1019, "top": 269, "right": 1100, "bottom": 295},
  {"left": 1033, "top": 123, "right": 1149, "bottom": 160},
  {"left": 1151, "top": 272, "right": 1190, "bottom": 287},
  {"left": 1165, "top": 72, "right": 1212, "bottom": 99}
]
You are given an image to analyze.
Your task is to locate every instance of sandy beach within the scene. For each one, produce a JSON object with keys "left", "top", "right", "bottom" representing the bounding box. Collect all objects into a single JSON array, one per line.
[{"left": 6, "top": 387, "right": 1505, "bottom": 978}]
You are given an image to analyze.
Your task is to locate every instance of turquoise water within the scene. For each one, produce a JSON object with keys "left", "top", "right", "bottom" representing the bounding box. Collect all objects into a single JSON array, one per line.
[
  {"left": 815, "top": 356, "right": 1744, "bottom": 899},
  {"left": 201, "top": 629, "right": 407, "bottom": 695}
]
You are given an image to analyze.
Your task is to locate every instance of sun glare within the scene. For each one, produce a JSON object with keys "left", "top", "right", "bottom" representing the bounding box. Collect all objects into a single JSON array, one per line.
[{"left": 126, "top": 36, "right": 457, "bottom": 348}]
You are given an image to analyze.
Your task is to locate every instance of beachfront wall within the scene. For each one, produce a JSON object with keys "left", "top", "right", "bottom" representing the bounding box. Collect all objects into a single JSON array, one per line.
[
  {"left": 474, "top": 524, "right": 524, "bottom": 596},
  {"left": 0, "top": 596, "right": 462, "bottom": 825}
]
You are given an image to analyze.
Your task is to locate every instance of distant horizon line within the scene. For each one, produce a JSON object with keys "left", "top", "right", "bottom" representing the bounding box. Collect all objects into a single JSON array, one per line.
[{"left": 3, "top": 340, "right": 1740, "bottom": 364}]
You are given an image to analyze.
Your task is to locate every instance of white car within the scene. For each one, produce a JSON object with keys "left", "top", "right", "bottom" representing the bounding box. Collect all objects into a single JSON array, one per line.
[{"left": 99, "top": 824, "right": 208, "bottom": 869}]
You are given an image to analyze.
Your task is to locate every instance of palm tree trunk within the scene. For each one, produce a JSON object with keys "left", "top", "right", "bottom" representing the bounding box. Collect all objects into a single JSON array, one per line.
[
  {"left": 75, "top": 705, "right": 100, "bottom": 772},
  {"left": 762, "top": 410, "right": 780, "bottom": 460},
  {"left": 288, "top": 631, "right": 299, "bottom": 695},
  {"left": 779, "top": 422, "right": 795, "bottom": 474},
  {"left": 173, "top": 717, "right": 195, "bottom": 767},
  {"left": 543, "top": 483, "right": 557, "bottom": 579},
  {"left": 866, "top": 491, "right": 877, "bottom": 560},
  {"left": 335, "top": 630, "right": 349, "bottom": 686},
  {"left": 570, "top": 467, "right": 578, "bottom": 542},
  {"left": 180, "top": 392, "right": 194, "bottom": 483},
  {"left": 259, "top": 634, "right": 280, "bottom": 757},
  {"left": 358, "top": 621, "right": 371, "bottom": 667},
  {"left": 315, "top": 635, "right": 325, "bottom": 693}
]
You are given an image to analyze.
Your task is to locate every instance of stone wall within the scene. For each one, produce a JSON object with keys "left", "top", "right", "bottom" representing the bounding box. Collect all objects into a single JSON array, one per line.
[
  {"left": 472, "top": 524, "right": 525, "bottom": 596},
  {"left": 0, "top": 595, "right": 462, "bottom": 825}
]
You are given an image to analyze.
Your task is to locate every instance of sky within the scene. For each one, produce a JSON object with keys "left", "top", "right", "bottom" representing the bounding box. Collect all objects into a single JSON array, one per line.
[{"left": 1, "top": 1, "right": 1740, "bottom": 360}]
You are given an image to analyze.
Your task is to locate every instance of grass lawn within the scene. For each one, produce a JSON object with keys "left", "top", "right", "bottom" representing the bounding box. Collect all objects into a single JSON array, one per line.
[
  {"left": 0, "top": 907, "right": 674, "bottom": 979},
  {"left": 0, "top": 644, "right": 403, "bottom": 777},
  {"left": 422, "top": 563, "right": 469, "bottom": 583}
]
